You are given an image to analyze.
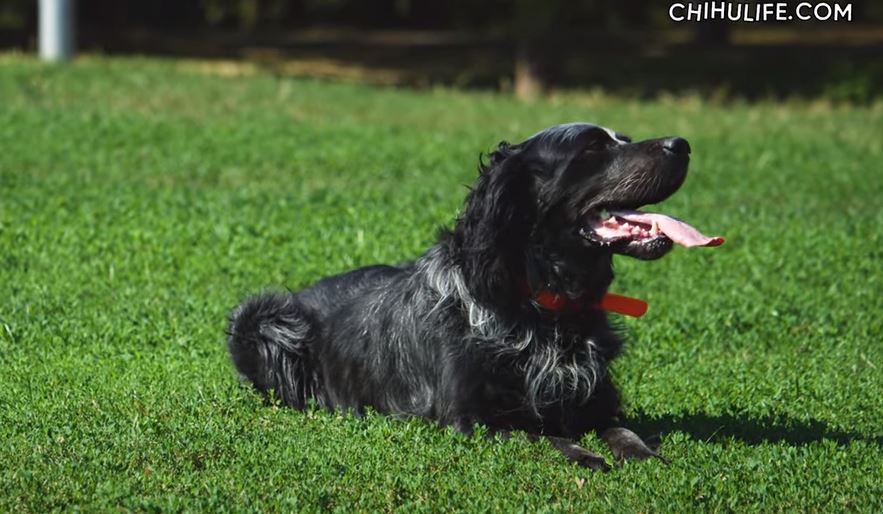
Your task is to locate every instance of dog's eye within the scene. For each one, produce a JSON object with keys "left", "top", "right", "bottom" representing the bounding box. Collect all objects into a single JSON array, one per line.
[{"left": 582, "top": 139, "right": 608, "bottom": 153}]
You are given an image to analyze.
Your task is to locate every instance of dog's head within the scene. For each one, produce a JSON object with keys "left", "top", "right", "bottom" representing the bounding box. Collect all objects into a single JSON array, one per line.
[
  {"left": 512, "top": 122, "right": 693, "bottom": 260},
  {"left": 455, "top": 122, "right": 716, "bottom": 314}
]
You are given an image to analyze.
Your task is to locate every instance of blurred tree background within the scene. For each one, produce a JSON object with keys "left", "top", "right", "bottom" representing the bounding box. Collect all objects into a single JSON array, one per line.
[{"left": 1, "top": 0, "right": 881, "bottom": 102}]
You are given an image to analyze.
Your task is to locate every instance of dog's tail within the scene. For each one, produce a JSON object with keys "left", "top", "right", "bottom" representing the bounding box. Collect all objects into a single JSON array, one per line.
[{"left": 227, "top": 292, "right": 320, "bottom": 408}]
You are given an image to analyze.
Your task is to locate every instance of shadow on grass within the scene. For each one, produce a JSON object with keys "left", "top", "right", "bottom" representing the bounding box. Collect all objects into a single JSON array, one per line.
[{"left": 626, "top": 412, "right": 883, "bottom": 447}]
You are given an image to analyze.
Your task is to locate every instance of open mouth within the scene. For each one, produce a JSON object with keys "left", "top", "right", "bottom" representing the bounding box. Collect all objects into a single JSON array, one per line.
[{"left": 579, "top": 208, "right": 724, "bottom": 259}]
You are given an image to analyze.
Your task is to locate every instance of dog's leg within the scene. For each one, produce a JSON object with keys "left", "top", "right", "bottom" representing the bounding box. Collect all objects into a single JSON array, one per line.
[
  {"left": 450, "top": 417, "right": 478, "bottom": 436},
  {"left": 458, "top": 424, "right": 609, "bottom": 471},
  {"left": 530, "top": 434, "right": 611, "bottom": 472},
  {"left": 562, "top": 375, "right": 667, "bottom": 465},
  {"left": 600, "top": 427, "right": 668, "bottom": 464}
]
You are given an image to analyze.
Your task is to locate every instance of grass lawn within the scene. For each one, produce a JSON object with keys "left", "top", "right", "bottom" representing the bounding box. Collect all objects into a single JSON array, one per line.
[{"left": 1, "top": 56, "right": 881, "bottom": 512}]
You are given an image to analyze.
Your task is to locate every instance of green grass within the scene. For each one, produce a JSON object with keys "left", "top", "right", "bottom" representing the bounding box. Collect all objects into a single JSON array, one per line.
[{"left": 1, "top": 55, "right": 881, "bottom": 513}]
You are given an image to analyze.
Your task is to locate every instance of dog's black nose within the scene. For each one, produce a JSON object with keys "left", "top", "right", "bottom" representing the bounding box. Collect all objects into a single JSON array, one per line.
[{"left": 662, "top": 137, "right": 691, "bottom": 155}]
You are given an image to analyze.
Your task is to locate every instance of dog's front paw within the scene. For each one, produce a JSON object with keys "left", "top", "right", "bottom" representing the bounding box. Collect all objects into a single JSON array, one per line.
[
  {"left": 544, "top": 435, "right": 612, "bottom": 472},
  {"left": 571, "top": 449, "right": 612, "bottom": 472},
  {"left": 601, "top": 427, "right": 668, "bottom": 464}
]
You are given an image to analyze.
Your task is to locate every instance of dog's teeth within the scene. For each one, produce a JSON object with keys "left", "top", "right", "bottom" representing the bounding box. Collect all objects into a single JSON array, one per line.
[{"left": 650, "top": 220, "right": 659, "bottom": 235}]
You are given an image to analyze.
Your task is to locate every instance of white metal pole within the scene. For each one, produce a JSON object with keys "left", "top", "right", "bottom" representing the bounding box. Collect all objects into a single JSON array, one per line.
[{"left": 39, "top": 0, "right": 75, "bottom": 62}]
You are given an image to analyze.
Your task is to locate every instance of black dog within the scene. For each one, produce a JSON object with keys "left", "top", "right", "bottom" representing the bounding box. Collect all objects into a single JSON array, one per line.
[{"left": 228, "top": 122, "right": 722, "bottom": 471}]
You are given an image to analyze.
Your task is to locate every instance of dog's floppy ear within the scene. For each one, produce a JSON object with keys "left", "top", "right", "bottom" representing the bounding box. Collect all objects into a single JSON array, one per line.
[
  {"left": 484, "top": 141, "right": 513, "bottom": 170},
  {"left": 456, "top": 142, "right": 534, "bottom": 316}
]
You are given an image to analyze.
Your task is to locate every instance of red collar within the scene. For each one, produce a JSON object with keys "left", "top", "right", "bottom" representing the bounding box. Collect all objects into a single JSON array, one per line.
[{"left": 529, "top": 288, "right": 648, "bottom": 318}]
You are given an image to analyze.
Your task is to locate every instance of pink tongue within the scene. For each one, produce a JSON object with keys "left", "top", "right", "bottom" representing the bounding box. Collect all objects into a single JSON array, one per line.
[{"left": 611, "top": 210, "right": 724, "bottom": 248}]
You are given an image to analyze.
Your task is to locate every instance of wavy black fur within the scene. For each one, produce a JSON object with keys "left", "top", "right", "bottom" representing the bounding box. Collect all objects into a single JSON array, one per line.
[{"left": 228, "top": 122, "right": 693, "bottom": 470}]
